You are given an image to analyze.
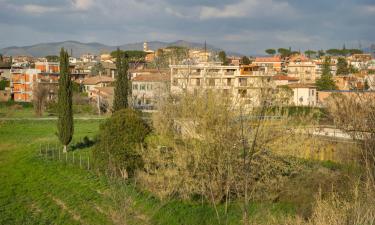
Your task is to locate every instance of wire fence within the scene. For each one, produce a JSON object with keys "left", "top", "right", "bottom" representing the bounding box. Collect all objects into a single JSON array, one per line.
[{"left": 38, "top": 143, "right": 92, "bottom": 171}]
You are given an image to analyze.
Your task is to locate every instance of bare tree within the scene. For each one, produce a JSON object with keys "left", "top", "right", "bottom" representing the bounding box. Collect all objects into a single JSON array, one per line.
[{"left": 33, "top": 84, "right": 49, "bottom": 117}]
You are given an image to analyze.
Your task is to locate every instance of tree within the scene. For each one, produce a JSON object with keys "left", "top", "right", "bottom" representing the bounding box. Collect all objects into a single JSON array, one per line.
[
  {"left": 265, "top": 49, "right": 276, "bottom": 55},
  {"left": 316, "top": 57, "right": 337, "bottom": 91},
  {"left": 57, "top": 48, "right": 74, "bottom": 153},
  {"left": 241, "top": 56, "right": 251, "bottom": 65},
  {"left": 218, "top": 51, "right": 228, "bottom": 65},
  {"left": 113, "top": 48, "right": 129, "bottom": 111},
  {"left": 93, "top": 109, "right": 150, "bottom": 178},
  {"left": 277, "top": 48, "right": 292, "bottom": 57},
  {"left": 91, "top": 62, "right": 105, "bottom": 76},
  {"left": 46, "top": 55, "right": 59, "bottom": 62},
  {"left": 318, "top": 50, "right": 325, "bottom": 58},
  {"left": 33, "top": 84, "right": 49, "bottom": 117},
  {"left": 304, "top": 50, "right": 317, "bottom": 58},
  {"left": 0, "top": 54, "right": 3, "bottom": 62},
  {"left": 336, "top": 57, "right": 349, "bottom": 75}
]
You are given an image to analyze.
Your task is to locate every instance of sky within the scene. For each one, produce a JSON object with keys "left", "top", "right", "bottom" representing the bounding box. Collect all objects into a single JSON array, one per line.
[{"left": 0, "top": 0, "right": 374, "bottom": 55}]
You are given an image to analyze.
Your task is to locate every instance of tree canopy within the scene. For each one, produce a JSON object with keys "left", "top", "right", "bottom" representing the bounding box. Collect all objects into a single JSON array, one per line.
[
  {"left": 336, "top": 57, "right": 349, "bottom": 76},
  {"left": 218, "top": 51, "right": 228, "bottom": 65},
  {"left": 265, "top": 49, "right": 276, "bottom": 55},
  {"left": 45, "top": 55, "right": 60, "bottom": 62},
  {"left": 241, "top": 56, "right": 251, "bottom": 65},
  {"left": 110, "top": 50, "right": 147, "bottom": 63},
  {"left": 304, "top": 50, "right": 317, "bottom": 58},
  {"left": 113, "top": 48, "right": 129, "bottom": 111}
]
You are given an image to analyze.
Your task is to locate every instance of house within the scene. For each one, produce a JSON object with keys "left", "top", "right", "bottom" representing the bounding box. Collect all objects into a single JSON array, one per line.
[
  {"left": 271, "top": 75, "right": 299, "bottom": 86},
  {"left": 286, "top": 83, "right": 317, "bottom": 106},
  {"left": 79, "top": 76, "right": 114, "bottom": 95},
  {"left": 89, "top": 87, "right": 114, "bottom": 113},
  {"left": 287, "top": 55, "right": 317, "bottom": 83},
  {"left": 132, "top": 73, "right": 170, "bottom": 110}
]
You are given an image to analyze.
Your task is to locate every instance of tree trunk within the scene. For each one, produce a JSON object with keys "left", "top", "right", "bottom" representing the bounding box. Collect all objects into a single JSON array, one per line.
[{"left": 63, "top": 145, "right": 67, "bottom": 153}]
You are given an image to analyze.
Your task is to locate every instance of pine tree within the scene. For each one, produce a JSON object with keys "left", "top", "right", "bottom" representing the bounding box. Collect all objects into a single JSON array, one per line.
[
  {"left": 316, "top": 57, "right": 337, "bottom": 91},
  {"left": 57, "top": 48, "right": 74, "bottom": 153},
  {"left": 336, "top": 57, "right": 349, "bottom": 75},
  {"left": 113, "top": 48, "right": 129, "bottom": 111}
]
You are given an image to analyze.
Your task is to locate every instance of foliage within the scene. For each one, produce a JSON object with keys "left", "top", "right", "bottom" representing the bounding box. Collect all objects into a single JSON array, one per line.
[
  {"left": 315, "top": 57, "right": 337, "bottom": 91},
  {"left": 93, "top": 109, "right": 150, "bottom": 178},
  {"left": 336, "top": 57, "right": 349, "bottom": 75},
  {"left": 70, "top": 136, "right": 96, "bottom": 151},
  {"left": 33, "top": 84, "right": 49, "bottom": 117},
  {"left": 110, "top": 50, "right": 147, "bottom": 63},
  {"left": 45, "top": 55, "right": 59, "bottom": 62},
  {"left": 265, "top": 49, "right": 276, "bottom": 55},
  {"left": 0, "top": 79, "right": 9, "bottom": 90},
  {"left": 113, "top": 48, "right": 129, "bottom": 111},
  {"left": 278, "top": 48, "right": 292, "bottom": 57},
  {"left": 57, "top": 48, "right": 74, "bottom": 151},
  {"left": 218, "top": 51, "right": 228, "bottom": 65},
  {"left": 326, "top": 48, "right": 363, "bottom": 56},
  {"left": 242, "top": 56, "right": 251, "bottom": 65},
  {"left": 317, "top": 50, "right": 325, "bottom": 57},
  {"left": 91, "top": 62, "right": 105, "bottom": 76},
  {"left": 304, "top": 50, "right": 317, "bottom": 58}
]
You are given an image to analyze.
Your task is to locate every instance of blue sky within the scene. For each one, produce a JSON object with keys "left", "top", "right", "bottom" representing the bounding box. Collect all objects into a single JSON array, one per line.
[{"left": 0, "top": 0, "right": 374, "bottom": 54}]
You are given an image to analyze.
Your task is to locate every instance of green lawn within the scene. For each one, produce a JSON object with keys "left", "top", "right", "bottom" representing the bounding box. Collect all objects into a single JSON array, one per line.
[{"left": 1, "top": 119, "right": 356, "bottom": 225}]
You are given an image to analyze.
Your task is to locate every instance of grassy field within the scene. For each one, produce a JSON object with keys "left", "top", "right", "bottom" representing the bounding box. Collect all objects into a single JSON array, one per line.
[{"left": 0, "top": 119, "right": 306, "bottom": 225}]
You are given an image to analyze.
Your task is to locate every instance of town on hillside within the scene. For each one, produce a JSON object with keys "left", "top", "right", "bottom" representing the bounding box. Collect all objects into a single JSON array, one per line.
[{"left": 1, "top": 43, "right": 374, "bottom": 113}]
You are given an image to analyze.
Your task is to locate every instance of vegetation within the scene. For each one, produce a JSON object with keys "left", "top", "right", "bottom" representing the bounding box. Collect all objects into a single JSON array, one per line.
[
  {"left": 93, "top": 109, "right": 150, "bottom": 178},
  {"left": 304, "top": 50, "right": 317, "bottom": 58},
  {"left": 316, "top": 57, "right": 337, "bottom": 91},
  {"left": 0, "top": 79, "right": 9, "bottom": 90},
  {"left": 265, "top": 49, "right": 276, "bottom": 55},
  {"left": 336, "top": 57, "right": 349, "bottom": 75},
  {"left": 278, "top": 48, "right": 292, "bottom": 57},
  {"left": 218, "top": 51, "right": 228, "bottom": 65},
  {"left": 113, "top": 48, "right": 129, "bottom": 111},
  {"left": 33, "top": 84, "right": 49, "bottom": 117},
  {"left": 110, "top": 50, "right": 147, "bottom": 63},
  {"left": 45, "top": 55, "right": 60, "bottom": 62},
  {"left": 57, "top": 48, "right": 74, "bottom": 152},
  {"left": 91, "top": 62, "right": 105, "bottom": 76},
  {"left": 242, "top": 56, "right": 251, "bottom": 65},
  {"left": 326, "top": 48, "right": 363, "bottom": 56}
]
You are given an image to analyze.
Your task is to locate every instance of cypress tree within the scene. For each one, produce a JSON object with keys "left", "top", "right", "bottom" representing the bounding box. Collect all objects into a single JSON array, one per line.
[
  {"left": 57, "top": 48, "right": 74, "bottom": 153},
  {"left": 113, "top": 48, "right": 129, "bottom": 111}
]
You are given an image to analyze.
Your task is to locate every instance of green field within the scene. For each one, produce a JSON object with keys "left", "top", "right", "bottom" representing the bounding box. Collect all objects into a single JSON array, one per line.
[{"left": 0, "top": 120, "right": 304, "bottom": 225}]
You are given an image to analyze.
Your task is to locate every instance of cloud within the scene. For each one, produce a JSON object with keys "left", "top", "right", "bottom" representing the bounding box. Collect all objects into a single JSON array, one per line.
[
  {"left": 199, "top": 0, "right": 294, "bottom": 19},
  {"left": 71, "top": 0, "right": 94, "bottom": 11},
  {"left": 22, "top": 4, "right": 60, "bottom": 14}
]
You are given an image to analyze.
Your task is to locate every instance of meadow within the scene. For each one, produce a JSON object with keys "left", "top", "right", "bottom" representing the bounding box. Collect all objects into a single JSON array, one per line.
[{"left": 0, "top": 118, "right": 360, "bottom": 225}]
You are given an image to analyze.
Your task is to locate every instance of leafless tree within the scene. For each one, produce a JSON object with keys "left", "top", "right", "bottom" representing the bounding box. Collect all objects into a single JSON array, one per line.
[{"left": 33, "top": 84, "right": 49, "bottom": 117}]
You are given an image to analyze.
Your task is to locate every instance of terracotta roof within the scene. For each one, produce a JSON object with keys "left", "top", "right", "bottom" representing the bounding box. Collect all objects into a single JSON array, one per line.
[
  {"left": 81, "top": 76, "right": 114, "bottom": 85},
  {"left": 286, "top": 83, "right": 316, "bottom": 88},
  {"left": 289, "top": 55, "right": 310, "bottom": 63},
  {"left": 132, "top": 74, "right": 170, "bottom": 82},
  {"left": 272, "top": 75, "right": 299, "bottom": 81},
  {"left": 254, "top": 56, "right": 281, "bottom": 62}
]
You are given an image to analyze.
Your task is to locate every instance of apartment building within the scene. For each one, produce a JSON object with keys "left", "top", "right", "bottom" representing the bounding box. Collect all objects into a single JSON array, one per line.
[
  {"left": 10, "top": 62, "right": 60, "bottom": 102},
  {"left": 170, "top": 62, "right": 274, "bottom": 106},
  {"left": 287, "top": 55, "right": 317, "bottom": 83}
]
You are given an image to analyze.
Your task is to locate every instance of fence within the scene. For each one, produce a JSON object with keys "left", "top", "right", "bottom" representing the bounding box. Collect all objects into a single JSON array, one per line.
[{"left": 38, "top": 143, "right": 92, "bottom": 171}]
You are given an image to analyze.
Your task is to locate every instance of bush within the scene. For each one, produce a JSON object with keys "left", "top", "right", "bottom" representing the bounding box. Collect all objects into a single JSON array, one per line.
[{"left": 92, "top": 109, "right": 150, "bottom": 178}]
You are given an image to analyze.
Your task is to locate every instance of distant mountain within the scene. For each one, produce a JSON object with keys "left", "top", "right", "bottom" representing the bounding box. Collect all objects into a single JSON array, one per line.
[{"left": 0, "top": 40, "right": 243, "bottom": 57}]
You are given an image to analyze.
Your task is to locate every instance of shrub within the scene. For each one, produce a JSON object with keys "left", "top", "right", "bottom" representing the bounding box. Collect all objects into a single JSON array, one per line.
[{"left": 92, "top": 109, "right": 150, "bottom": 178}]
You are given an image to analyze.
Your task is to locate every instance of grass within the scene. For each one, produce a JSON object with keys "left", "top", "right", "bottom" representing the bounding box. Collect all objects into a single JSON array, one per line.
[{"left": 0, "top": 119, "right": 357, "bottom": 224}]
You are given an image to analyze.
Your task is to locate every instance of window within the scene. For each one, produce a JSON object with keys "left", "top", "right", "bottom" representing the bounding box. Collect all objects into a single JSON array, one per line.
[
  {"left": 196, "top": 78, "right": 201, "bottom": 86},
  {"left": 238, "top": 89, "right": 247, "bottom": 98},
  {"left": 311, "top": 89, "right": 315, "bottom": 96},
  {"left": 208, "top": 78, "right": 215, "bottom": 86},
  {"left": 227, "top": 78, "right": 232, "bottom": 86},
  {"left": 133, "top": 84, "right": 138, "bottom": 90},
  {"left": 239, "top": 78, "right": 247, "bottom": 86},
  {"left": 173, "top": 79, "right": 178, "bottom": 86},
  {"left": 140, "top": 84, "right": 146, "bottom": 90}
]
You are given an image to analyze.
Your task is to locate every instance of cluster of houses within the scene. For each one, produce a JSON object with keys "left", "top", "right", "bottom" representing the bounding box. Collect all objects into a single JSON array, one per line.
[{"left": 1, "top": 42, "right": 375, "bottom": 112}]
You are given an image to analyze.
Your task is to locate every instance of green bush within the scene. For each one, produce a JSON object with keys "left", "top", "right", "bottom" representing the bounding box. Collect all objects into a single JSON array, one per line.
[{"left": 92, "top": 109, "right": 150, "bottom": 177}]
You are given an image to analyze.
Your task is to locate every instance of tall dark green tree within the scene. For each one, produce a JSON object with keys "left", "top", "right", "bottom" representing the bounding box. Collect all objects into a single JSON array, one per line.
[
  {"left": 57, "top": 48, "right": 73, "bottom": 153},
  {"left": 113, "top": 48, "right": 129, "bottom": 111},
  {"left": 316, "top": 57, "right": 337, "bottom": 91},
  {"left": 218, "top": 51, "right": 228, "bottom": 65},
  {"left": 241, "top": 56, "right": 251, "bottom": 65},
  {"left": 336, "top": 57, "right": 349, "bottom": 75}
]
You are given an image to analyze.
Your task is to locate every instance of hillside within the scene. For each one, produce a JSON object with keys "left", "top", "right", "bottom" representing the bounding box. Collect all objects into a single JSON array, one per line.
[{"left": 0, "top": 40, "right": 242, "bottom": 57}]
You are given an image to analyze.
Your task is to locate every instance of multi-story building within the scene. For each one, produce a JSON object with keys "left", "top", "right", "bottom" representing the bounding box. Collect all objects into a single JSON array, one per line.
[
  {"left": 10, "top": 62, "right": 60, "bottom": 102},
  {"left": 287, "top": 55, "right": 317, "bottom": 83},
  {"left": 254, "top": 56, "right": 282, "bottom": 73},
  {"left": 170, "top": 62, "right": 275, "bottom": 106}
]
